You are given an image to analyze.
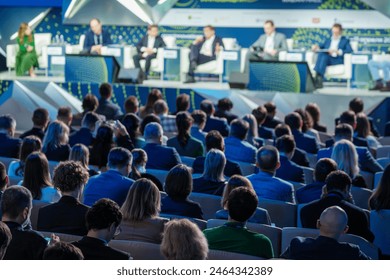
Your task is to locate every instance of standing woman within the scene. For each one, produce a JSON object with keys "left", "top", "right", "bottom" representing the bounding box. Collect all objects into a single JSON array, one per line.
[{"left": 16, "top": 23, "right": 38, "bottom": 77}]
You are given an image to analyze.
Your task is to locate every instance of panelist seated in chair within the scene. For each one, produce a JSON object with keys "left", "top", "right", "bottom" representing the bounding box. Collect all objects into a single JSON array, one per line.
[
  {"left": 367, "top": 58, "right": 390, "bottom": 91},
  {"left": 82, "top": 18, "right": 112, "bottom": 55},
  {"left": 248, "top": 20, "right": 287, "bottom": 61},
  {"left": 312, "top": 23, "right": 353, "bottom": 88},
  {"left": 184, "top": 25, "right": 224, "bottom": 83}
]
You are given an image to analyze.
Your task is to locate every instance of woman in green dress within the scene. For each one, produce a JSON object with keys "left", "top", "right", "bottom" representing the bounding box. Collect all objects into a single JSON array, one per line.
[{"left": 15, "top": 22, "right": 38, "bottom": 77}]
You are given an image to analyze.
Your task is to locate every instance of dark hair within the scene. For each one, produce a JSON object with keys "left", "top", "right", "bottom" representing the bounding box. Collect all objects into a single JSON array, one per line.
[
  {"left": 140, "top": 114, "right": 161, "bottom": 135},
  {"left": 57, "top": 106, "right": 72, "bottom": 120},
  {"left": 252, "top": 106, "right": 267, "bottom": 125},
  {"left": 356, "top": 113, "right": 371, "bottom": 138},
  {"left": 90, "top": 18, "right": 101, "bottom": 24},
  {"left": 32, "top": 108, "right": 49, "bottom": 127},
  {"left": 107, "top": 147, "right": 132, "bottom": 169},
  {"left": 144, "top": 89, "right": 163, "bottom": 113},
  {"left": 86, "top": 198, "right": 122, "bottom": 230},
  {"left": 148, "top": 24, "right": 158, "bottom": 30},
  {"left": 176, "top": 112, "right": 193, "bottom": 148},
  {"left": 217, "top": 98, "right": 233, "bottom": 111},
  {"left": 23, "top": 152, "right": 51, "bottom": 200},
  {"left": 200, "top": 100, "right": 214, "bottom": 115},
  {"left": 82, "top": 112, "right": 100, "bottom": 131},
  {"left": 339, "top": 110, "right": 356, "bottom": 127},
  {"left": 124, "top": 96, "right": 139, "bottom": 114},
  {"left": 53, "top": 161, "right": 89, "bottom": 193},
  {"left": 274, "top": 124, "right": 292, "bottom": 138},
  {"left": 257, "top": 145, "right": 279, "bottom": 171},
  {"left": 349, "top": 98, "right": 364, "bottom": 114},
  {"left": 264, "top": 20, "right": 274, "bottom": 26},
  {"left": 294, "top": 108, "right": 313, "bottom": 132},
  {"left": 204, "top": 25, "right": 215, "bottom": 31},
  {"left": 130, "top": 148, "right": 147, "bottom": 179},
  {"left": 284, "top": 112, "right": 302, "bottom": 130},
  {"left": 275, "top": 135, "right": 295, "bottom": 154},
  {"left": 230, "top": 119, "right": 249, "bottom": 140},
  {"left": 191, "top": 110, "right": 206, "bottom": 126},
  {"left": 43, "top": 242, "right": 84, "bottom": 260},
  {"left": 305, "top": 103, "right": 321, "bottom": 123},
  {"left": 334, "top": 123, "right": 353, "bottom": 140},
  {"left": 82, "top": 93, "right": 99, "bottom": 112},
  {"left": 99, "top": 83, "right": 112, "bottom": 99},
  {"left": 369, "top": 165, "right": 390, "bottom": 211},
  {"left": 314, "top": 158, "right": 338, "bottom": 182},
  {"left": 122, "top": 113, "right": 141, "bottom": 144},
  {"left": 205, "top": 130, "right": 224, "bottom": 152},
  {"left": 325, "top": 170, "right": 352, "bottom": 193},
  {"left": 164, "top": 164, "right": 192, "bottom": 200},
  {"left": 0, "top": 221, "right": 12, "bottom": 260},
  {"left": 15, "top": 136, "right": 42, "bottom": 177},
  {"left": 176, "top": 94, "right": 190, "bottom": 113},
  {"left": 0, "top": 115, "right": 16, "bottom": 130},
  {"left": 227, "top": 187, "right": 258, "bottom": 222},
  {"left": 264, "top": 102, "right": 276, "bottom": 114},
  {"left": 333, "top": 23, "right": 343, "bottom": 31},
  {"left": 0, "top": 162, "right": 7, "bottom": 190},
  {"left": 1, "top": 186, "right": 32, "bottom": 219},
  {"left": 90, "top": 124, "right": 114, "bottom": 168},
  {"left": 153, "top": 99, "right": 169, "bottom": 115}
]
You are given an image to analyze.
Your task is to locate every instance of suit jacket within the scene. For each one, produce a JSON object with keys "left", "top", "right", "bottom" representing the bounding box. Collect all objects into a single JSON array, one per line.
[
  {"left": 83, "top": 29, "right": 112, "bottom": 53},
  {"left": 281, "top": 235, "right": 370, "bottom": 260},
  {"left": 295, "top": 181, "right": 325, "bottom": 204},
  {"left": 263, "top": 116, "right": 283, "bottom": 129},
  {"left": 136, "top": 35, "right": 166, "bottom": 53},
  {"left": 251, "top": 32, "right": 288, "bottom": 59},
  {"left": 320, "top": 36, "right": 353, "bottom": 64},
  {"left": 300, "top": 193, "right": 374, "bottom": 242},
  {"left": 313, "top": 122, "right": 327, "bottom": 133},
  {"left": 214, "top": 109, "right": 238, "bottom": 124},
  {"left": 276, "top": 155, "right": 305, "bottom": 183},
  {"left": 258, "top": 126, "right": 274, "bottom": 139},
  {"left": 317, "top": 146, "right": 383, "bottom": 174},
  {"left": 194, "top": 36, "right": 224, "bottom": 60},
  {"left": 161, "top": 196, "right": 203, "bottom": 220},
  {"left": 192, "top": 177, "right": 226, "bottom": 196},
  {"left": 291, "top": 148, "right": 310, "bottom": 167},
  {"left": 203, "top": 116, "right": 230, "bottom": 137},
  {"left": 143, "top": 143, "right": 181, "bottom": 171},
  {"left": 0, "top": 133, "right": 22, "bottom": 158},
  {"left": 96, "top": 98, "right": 123, "bottom": 121},
  {"left": 292, "top": 129, "right": 320, "bottom": 154},
  {"left": 192, "top": 156, "right": 242, "bottom": 177},
  {"left": 72, "top": 236, "right": 130, "bottom": 260},
  {"left": 326, "top": 137, "right": 368, "bottom": 148},
  {"left": 224, "top": 136, "right": 257, "bottom": 164},
  {"left": 167, "top": 136, "right": 204, "bottom": 158},
  {"left": 69, "top": 127, "right": 94, "bottom": 147},
  {"left": 191, "top": 127, "right": 206, "bottom": 145},
  {"left": 44, "top": 144, "right": 71, "bottom": 162},
  {"left": 37, "top": 196, "right": 89, "bottom": 236},
  {"left": 20, "top": 127, "right": 45, "bottom": 141}
]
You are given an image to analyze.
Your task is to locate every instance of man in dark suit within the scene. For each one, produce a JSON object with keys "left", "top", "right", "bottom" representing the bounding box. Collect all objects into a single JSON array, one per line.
[
  {"left": 57, "top": 106, "right": 76, "bottom": 134},
  {"left": 0, "top": 221, "right": 11, "bottom": 260},
  {"left": 300, "top": 170, "right": 374, "bottom": 242},
  {"left": 133, "top": 24, "right": 166, "bottom": 76},
  {"left": 37, "top": 161, "right": 90, "bottom": 236},
  {"left": 348, "top": 97, "right": 379, "bottom": 137},
  {"left": 184, "top": 25, "right": 224, "bottom": 83},
  {"left": 0, "top": 115, "right": 22, "bottom": 159},
  {"left": 143, "top": 122, "right": 181, "bottom": 170},
  {"left": 312, "top": 23, "right": 353, "bottom": 88},
  {"left": 83, "top": 18, "right": 112, "bottom": 55},
  {"left": 252, "top": 105, "right": 274, "bottom": 139},
  {"left": 263, "top": 102, "right": 283, "bottom": 129},
  {"left": 214, "top": 98, "right": 238, "bottom": 124},
  {"left": 69, "top": 112, "right": 100, "bottom": 147},
  {"left": 95, "top": 83, "right": 123, "bottom": 120},
  {"left": 200, "top": 100, "right": 230, "bottom": 137},
  {"left": 72, "top": 198, "right": 131, "bottom": 260},
  {"left": 20, "top": 108, "right": 49, "bottom": 141},
  {"left": 282, "top": 206, "right": 370, "bottom": 260}
]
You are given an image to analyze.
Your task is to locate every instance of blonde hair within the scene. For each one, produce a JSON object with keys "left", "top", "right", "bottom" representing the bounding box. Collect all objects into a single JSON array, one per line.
[
  {"left": 18, "top": 22, "right": 33, "bottom": 44},
  {"left": 160, "top": 219, "right": 208, "bottom": 260},
  {"left": 221, "top": 175, "right": 253, "bottom": 209},
  {"left": 69, "top": 144, "right": 90, "bottom": 169},
  {"left": 42, "top": 120, "right": 69, "bottom": 152},
  {"left": 331, "top": 139, "right": 359, "bottom": 179},
  {"left": 203, "top": 149, "right": 226, "bottom": 182}
]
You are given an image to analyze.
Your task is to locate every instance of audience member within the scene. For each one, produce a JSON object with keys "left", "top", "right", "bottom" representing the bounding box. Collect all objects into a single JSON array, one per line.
[
  {"left": 37, "top": 161, "right": 89, "bottom": 236},
  {"left": 200, "top": 100, "right": 229, "bottom": 137},
  {"left": 248, "top": 146, "right": 295, "bottom": 203},
  {"left": 161, "top": 164, "right": 203, "bottom": 219},
  {"left": 191, "top": 110, "right": 207, "bottom": 144},
  {"left": 252, "top": 105, "right": 274, "bottom": 139},
  {"left": 356, "top": 113, "right": 381, "bottom": 150},
  {"left": 95, "top": 83, "right": 122, "bottom": 120},
  {"left": 216, "top": 175, "right": 271, "bottom": 225},
  {"left": 43, "top": 242, "right": 84, "bottom": 260},
  {"left": 57, "top": 106, "right": 75, "bottom": 134},
  {"left": 296, "top": 158, "right": 337, "bottom": 204},
  {"left": 305, "top": 103, "right": 327, "bottom": 133},
  {"left": 204, "top": 187, "right": 274, "bottom": 258},
  {"left": 193, "top": 149, "right": 227, "bottom": 195},
  {"left": 72, "top": 198, "right": 131, "bottom": 260},
  {"left": 42, "top": 120, "right": 71, "bottom": 162},
  {"left": 215, "top": 98, "right": 238, "bottom": 124},
  {"left": 8, "top": 136, "right": 41, "bottom": 177},
  {"left": 154, "top": 99, "right": 177, "bottom": 134},
  {"left": 242, "top": 114, "right": 264, "bottom": 148},
  {"left": 0, "top": 162, "right": 8, "bottom": 218},
  {"left": 161, "top": 219, "right": 208, "bottom": 260},
  {"left": 294, "top": 108, "right": 320, "bottom": 143},
  {"left": 122, "top": 113, "right": 145, "bottom": 148},
  {"left": 69, "top": 144, "right": 99, "bottom": 177},
  {"left": 22, "top": 152, "right": 61, "bottom": 203},
  {"left": 174, "top": 93, "right": 190, "bottom": 115},
  {"left": 143, "top": 122, "right": 181, "bottom": 170},
  {"left": 281, "top": 206, "right": 369, "bottom": 260},
  {"left": 0, "top": 221, "right": 11, "bottom": 260},
  {"left": 83, "top": 148, "right": 134, "bottom": 206},
  {"left": 167, "top": 112, "right": 204, "bottom": 158},
  {"left": 348, "top": 97, "right": 379, "bottom": 137},
  {"left": 369, "top": 165, "right": 390, "bottom": 211},
  {"left": 118, "top": 178, "right": 168, "bottom": 244},
  {"left": 139, "top": 89, "right": 162, "bottom": 119},
  {"left": 300, "top": 170, "right": 374, "bottom": 242},
  {"left": 263, "top": 102, "right": 283, "bottom": 129},
  {"left": 69, "top": 112, "right": 99, "bottom": 147},
  {"left": 72, "top": 93, "right": 104, "bottom": 126},
  {"left": 140, "top": 114, "right": 161, "bottom": 136},
  {"left": 20, "top": 108, "right": 49, "bottom": 140},
  {"left": 224, "top": 119, "right": 257, "bottom": 164},
  {"left": 0, "top": 115, "right": 22, "bottom": 158},
  {"left": 332, "top": 110, "right": 368, "bottom": 147},
  {"left": 116, "top": 96, "right": 139, "bottom": 121}
]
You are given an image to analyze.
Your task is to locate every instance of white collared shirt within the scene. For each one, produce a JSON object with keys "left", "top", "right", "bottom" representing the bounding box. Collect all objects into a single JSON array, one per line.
[
  {"left": 330, "top": 36, "right": 341, "bottom": 51},
  {"left": 147, "top": 35, "right": 156, "bottom": 49},
  {"left": 200, "top": 35, "right": 215, "bottom": 57},
  {"left": 264, "top": 32, "right": 275, "bottom": 52}
]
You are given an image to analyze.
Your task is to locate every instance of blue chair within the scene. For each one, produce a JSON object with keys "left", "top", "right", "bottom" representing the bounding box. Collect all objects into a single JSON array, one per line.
[{"left": 370, "top": 210, "right": 390, "bottom": 256}]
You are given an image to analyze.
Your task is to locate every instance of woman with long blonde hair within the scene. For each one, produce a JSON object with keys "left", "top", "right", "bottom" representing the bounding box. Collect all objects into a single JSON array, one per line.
[{"left": 16, "top": 22, "right": 38, "bottom": 77}]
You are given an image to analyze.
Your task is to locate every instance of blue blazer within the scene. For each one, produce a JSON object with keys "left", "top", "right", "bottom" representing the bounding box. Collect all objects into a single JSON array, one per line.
[
  {"left": 95, "top": 98, "right": 123, "bottom": 121},
  {"left": 291, "top": 129, "right": 320, "bottom": 154},
  {"left": 83, "top": 29, "right": 112, "bottom": 53},
  {"left": 143, "top": 143, "right": 181, "bottom": 171},
  {"left": 320, "top": 36, "right": 353, "bottom": 64},
  {"left": 203, "top": 116, "right": 230, "bottom": 137},
  {"left": 276, "top": 155, "right": 305, "bottom": 183},
  {"left": 295, "top": 181, "right": 325, "bottom": 204},
  {"left": 69, "top": 127, "right": 94, "bottom": 147},
  {"left": 0, "top": 133, "right": 22, "bottom": 158}
]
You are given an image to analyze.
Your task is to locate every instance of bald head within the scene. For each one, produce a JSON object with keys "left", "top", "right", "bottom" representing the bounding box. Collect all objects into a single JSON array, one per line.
[{"left": 317, "top": 206, "right": 349, "bottom": 240}]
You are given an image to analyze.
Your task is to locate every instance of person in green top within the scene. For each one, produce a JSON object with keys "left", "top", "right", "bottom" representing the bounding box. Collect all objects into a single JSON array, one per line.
[
  {"left": 203, "top": 187, "right": 274, "bottom": 259},
  {"left": 15, "top": 22, "right": 38, "bottom": 77}
]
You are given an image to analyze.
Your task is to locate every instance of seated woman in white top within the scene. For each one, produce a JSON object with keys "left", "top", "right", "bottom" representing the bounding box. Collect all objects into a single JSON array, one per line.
[{"left": 8, "top": 136, "right": 42, "bottom": 177}]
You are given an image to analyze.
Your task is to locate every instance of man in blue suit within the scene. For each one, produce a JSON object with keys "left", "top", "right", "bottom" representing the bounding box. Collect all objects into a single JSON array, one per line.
[
  {"left": 83, "top": 18, "right": 112, "bottom": 55},
  {"left": 312, "top": 23, "right": 353, "bottom": 88},
  {"left": 69, "top": 112, "right": 100, "bottom": 147},
  {"left": 0, "top": 115, "right": 22, "bottom": 159},
  {"left": 200, "top": 100, "right": 230, "bottom": 137},
  {"left": 142, "top": 122, "right": 181, "bottom": 171}
]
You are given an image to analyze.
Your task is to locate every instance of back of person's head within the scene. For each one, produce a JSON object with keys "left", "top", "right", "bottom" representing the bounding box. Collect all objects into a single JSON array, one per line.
[
  {"left": 305, "top": 103, "right": 321, "bottom": 123},
  {"left": 57, "top": 106, "right": 72, "bottom": 124},
  {"left": 356, "top": 113, "right": 371, "bottom": 138},
  {"left": 99, "top": 83, "right": 112, "bottom": 99},
  {"left": 160, "top": 219, "right": 208, "bottom": 260},
  {"left": 0, "top": 162, "right": 7, "bottom": 191},
  {"left": 19, "top": 135, "right": 42, "bottom": 162},
  {"left": 121, "top": 178, "right": 160, "bottom": 222},
  {"left": 264, "top": 102, "right": 276, "bottom": 115},
  {"left": 252, "top": 105, "right": 268, "bottom": 125},
  {"left": 143, "top": 122, "right": 163, "bottom": 143},
  {"left": 107, "top": 147, "right": 132, "bottom": 170},
  {"left": 256, "top": 145, "right": 279, "bottom": 172},
  {"left": 145, "top": 89, "right": 162, "bottom": 109},
  {"left": 191, "top": 110, "right": 207, "bottom": 127},
  {"left": 23, "top": 152, "right": 51, "bottom": 200},
  {"left": 203, "top": 149, "right": 226, "bottom": 182},
  {"left": 284, "top": 112, "right": 302, "bottom": 131},
  {"left": 81, "top": 112, "right": 100, "bottom": 131},
  {"left": 339, "top": 110, "right": 356, "bottom": 128},
  {"left": 227, "top": 187, "right": 258, "bottom": 223},
  {"left": 369, "top": 164, "right": 390, "bottom": 211},
  {"left": 317, "top": 206, "right": 349, "bottom": 239},
  {"left": 140, "top": 114, "right": 161, "bottom": 135},
  {"left": 42, "top": 120, "right": 69, "bottom": 152},
  {"left": 153, "top": 99, "right": 169, "bottom": 115},
  {"left": 349, "top": 98, "right": 364, "bottom": 114},
  {"left": 331, "top": 139, "right": 359, "bottom": 179},
  {"left": 82, "top": 93, "right": 99, "bottom": 112},
  {"left": 69, "top": 144, "right": 90, "bottom": 168},
  {"left": 334, "top": 123, "right": 353, "bottom": 141},
  {"left": 86, "top": 198, "right": 122, "bottom": 231},
  {"left": 131, "top": 148, "right": 147, "bottom": 168},
  {"left": 164, "top": 164, "right": 192, "bottom": 200},
  {"left": 0, "top": 115, "right": 16, "bottom": 134},
  {"left": 176, "top": 93, "right": 190, "bottom": 113},
  {"left": 274, "top": 123, "right": 292, "bottom": 138},
  {"left": 95, "top": 124, "right": 114, "bottom": 144},
  {"left": 294, "top": 108, "right": 313, "bottom": 132},
  {"left": 275, "top": 135, "right": 295, "bottom": 156},
  {"left": 53, "top": 161, "right": 89, "bottom": 194},
  {"left": 92, "top": 124, "right": 114, "bottom": 168},
  {"left": 122, "top": 113, "right": 141, "bottom": 138},
  {"left": 1, "top": 186, "right": 32, "bottom": 221},
  {"left": 217, "top": 98, "right": 233, "bottom": 111},
  {"left": 32, "top": 108, "right": 49, "bottom": 127},
  {"left": 314, "top": 158, "right": 338, "bottom": 182},
  {"left": 176, "top": 112, "right": 192, "bottom": 147},
  {"left": 200, "top": 100, "right": 214, "bottom": 116},
  {"left": 242, "top": 114, "right": 258, "bottom": 140},
  {"left": 222, "top": 175, "right": 253, "bottom": 209},
  {"left": 124, "top": 96, "right": 139, "bottom": 114},
  {"left": 0, "top": 221, "right": 11, "bottom": 260},
  {"left": 205, "top": 130, "right": 224, "bottom": 152},
  {"left": 229, "top": 118, "right": 249, "bottom": 140},
  {"left": 325, "top": 170, "right": 352, "bottom": 194},
  {"left": 43, "top": 242, "right": 84, "bottom": 260}
]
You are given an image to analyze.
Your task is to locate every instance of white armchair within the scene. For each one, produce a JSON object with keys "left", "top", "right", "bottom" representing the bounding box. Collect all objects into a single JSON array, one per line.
[
  {"left": 65, "top": 34, "right": 85, "bottom": 54},
  {"left": 123, "top": 46, "right": 164, "bottom": 76}
]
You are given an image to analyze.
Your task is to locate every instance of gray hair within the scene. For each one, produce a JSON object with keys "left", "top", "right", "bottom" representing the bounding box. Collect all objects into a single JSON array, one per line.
[
  {"left": 203, "top": 149, "right": 226, "bottom": 182},
  {"left": 144, "top": 122, "right": 163, "bottom": 141}
]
